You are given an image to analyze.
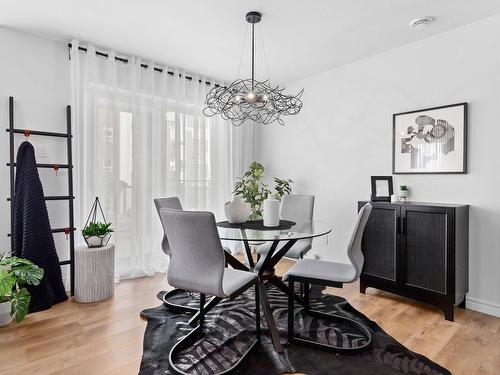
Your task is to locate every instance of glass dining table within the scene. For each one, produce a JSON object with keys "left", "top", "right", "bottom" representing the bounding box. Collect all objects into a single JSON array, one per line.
[{"left": 217, "top": 219, "right": 332, "bottom": 354}]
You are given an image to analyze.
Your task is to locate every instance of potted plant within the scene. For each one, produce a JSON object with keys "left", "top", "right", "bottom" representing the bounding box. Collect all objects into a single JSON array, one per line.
[
  {"left": 82, "top": 197, "right": 113, "bottom": 248},
  {"left": 233, "top": 162, "right": 293, "bottom": 221},
  {"left": 82, "top": 221, "right": 113, "bottom": 248},
  {"left": 0, "top": 254, "right": 44, "bottom": 326},
  {"left": 399, "top": 185, "right": 409, "bottom": 201}
]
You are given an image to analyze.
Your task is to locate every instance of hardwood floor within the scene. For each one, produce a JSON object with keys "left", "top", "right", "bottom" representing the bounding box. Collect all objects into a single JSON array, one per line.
[{"left": 0, "top": 258, "right": 499, "bottom": 375}]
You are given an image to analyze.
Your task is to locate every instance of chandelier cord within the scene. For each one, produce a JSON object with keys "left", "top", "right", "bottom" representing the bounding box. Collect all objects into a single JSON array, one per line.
[
  {"left": 251, "top": 21, "right": 255, "bottom": 90},
  {"left": 258, "top": 23, "right": 272, "bottom": 88},
  {"left": 235, "top": 24, "right": 249, "bottom": 81}
]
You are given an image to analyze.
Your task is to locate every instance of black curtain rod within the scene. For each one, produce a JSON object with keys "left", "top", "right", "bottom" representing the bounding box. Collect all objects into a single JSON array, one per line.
[{"left": 68, "top": 43, "right": 218, "bottom": 86}]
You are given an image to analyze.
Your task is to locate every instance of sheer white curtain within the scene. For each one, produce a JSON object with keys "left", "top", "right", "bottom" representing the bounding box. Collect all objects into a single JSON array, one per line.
[{"left": 70, "top": 40, "right": 253, "bottom": 280}]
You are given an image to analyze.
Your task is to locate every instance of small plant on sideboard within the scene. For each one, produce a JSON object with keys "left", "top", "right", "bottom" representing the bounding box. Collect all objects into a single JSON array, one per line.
[{"left": 399, "top": 185, "right": 409, "bottom": 201}]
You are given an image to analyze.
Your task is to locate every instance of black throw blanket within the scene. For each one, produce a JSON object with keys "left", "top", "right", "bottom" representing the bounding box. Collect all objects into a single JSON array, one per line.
[{"left": 13, "top": 141, "right": 68, "bottom": 312}]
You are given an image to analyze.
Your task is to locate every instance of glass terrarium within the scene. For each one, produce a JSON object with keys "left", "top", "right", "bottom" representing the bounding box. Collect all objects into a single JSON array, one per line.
[{"left": 82, "top": 197, "right": 113, "bottom": 248}]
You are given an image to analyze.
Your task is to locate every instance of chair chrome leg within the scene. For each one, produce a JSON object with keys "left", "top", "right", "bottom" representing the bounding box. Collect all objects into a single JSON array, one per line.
[{"left": 163, "top": 288, "right": 199, "bottom": 313}]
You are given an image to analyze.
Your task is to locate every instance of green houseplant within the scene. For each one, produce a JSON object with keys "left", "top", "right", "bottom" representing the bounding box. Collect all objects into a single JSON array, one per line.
[
  {"left": 0, "top": 254, "right": 44, "bottom": 325},
  {"left": 233, "top": 162, "right": 293, "bottom": 220}
]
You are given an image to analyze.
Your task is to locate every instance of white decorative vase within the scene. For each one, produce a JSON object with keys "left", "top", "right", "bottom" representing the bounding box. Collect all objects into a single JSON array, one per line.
[
  {"left": 0, "top": 300, "right": 12, "bottom": 327},
  {"left": 399, "top": 190, "right": 408, "bottom": 201},
  {"left": 224, "top": 197, "right": 251, "bottom": 224},
  {"left": 263, "top": 198, "right": 280, "bottom": 227}
]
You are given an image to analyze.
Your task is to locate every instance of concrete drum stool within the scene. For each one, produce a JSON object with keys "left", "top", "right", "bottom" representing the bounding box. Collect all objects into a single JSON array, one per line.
[{"left": 75, "top": 243, "right": 115, "bottom": 303}]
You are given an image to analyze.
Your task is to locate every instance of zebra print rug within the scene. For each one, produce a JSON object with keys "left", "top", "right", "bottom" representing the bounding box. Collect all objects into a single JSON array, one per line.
[{"left": 139, "top": 284, "right": 451, "bottom": 375}]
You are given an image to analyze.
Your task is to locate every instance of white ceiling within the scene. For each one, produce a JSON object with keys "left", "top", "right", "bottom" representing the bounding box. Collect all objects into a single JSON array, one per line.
[{"left": 2, "top": 0, "right": 500, "bottom": 84}]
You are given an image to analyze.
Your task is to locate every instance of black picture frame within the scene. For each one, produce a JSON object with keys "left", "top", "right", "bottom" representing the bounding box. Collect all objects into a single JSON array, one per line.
[
  {"left": 392, "top": 102, "right": 468, "bottom": 174},
  {"left": 371, "top": 176, "right": 393, "bottom": 202}
]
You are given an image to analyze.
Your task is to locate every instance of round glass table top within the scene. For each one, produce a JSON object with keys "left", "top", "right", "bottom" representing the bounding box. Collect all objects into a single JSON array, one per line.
[{"left": 217, "top": 220, "right": 332, "bottom": 242}]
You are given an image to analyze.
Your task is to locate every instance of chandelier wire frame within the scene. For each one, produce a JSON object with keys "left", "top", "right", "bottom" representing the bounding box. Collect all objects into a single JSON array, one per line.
[{"left": 203, "top": 11, "right": 304, "bottom": 126}]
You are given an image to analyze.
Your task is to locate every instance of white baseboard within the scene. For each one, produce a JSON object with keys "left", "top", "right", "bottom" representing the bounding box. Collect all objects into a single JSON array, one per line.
[{"left": 466, "top": 297, "right": 500, "bottom": 317}]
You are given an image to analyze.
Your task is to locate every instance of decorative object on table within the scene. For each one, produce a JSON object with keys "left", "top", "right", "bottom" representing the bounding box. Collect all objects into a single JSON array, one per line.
[
  {"left": 263, "top": 198, "right": 280, "bottom": 227},
  {"left": 74, "top": 244, "right": 115, "bottom": 303},
  {"left": 12, "top": 140, "right": 68, "bottom": 312},
  {"left": 82, "top": 197, "right": 113, "bottom": 248},
  {"left": 393, "top": 103, "right": 467, "bottom": 174},
  {"left": 370, "top": 176, "right": 393, "bottom": 202},
  {"left": 358, "top": 201, "right": 469, "bottom": 321},
  {"left": 233, "top": 161, "right": 293, "bottom": 221},
  {"left": 224, "top": 196, "right": 252, "bottom": 224},
  {"left": 139, "top": 285, "right": 451, "bottom": 375},
  {"left": 391, "top": 194, "right": 399, "bottom": 203},
  {"left": 0, "top": 254, "right": 44, "bottom": 325},
  {"left": 203, "top": 11, "right": 303, "bottom": 126},
  {"left": 399, "top": 185, "right": 409, "bottom": 202}
]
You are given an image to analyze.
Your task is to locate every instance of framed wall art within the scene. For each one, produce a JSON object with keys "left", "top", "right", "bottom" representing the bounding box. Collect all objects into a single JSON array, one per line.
[{"left": 392, "top": 103, "right": 467, "bottom": 174}]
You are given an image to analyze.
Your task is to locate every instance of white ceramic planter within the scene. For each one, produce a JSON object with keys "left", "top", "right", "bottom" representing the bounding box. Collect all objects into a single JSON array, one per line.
[
  {"left": 263, "top": 198, "right": 280, "bottom": 227},
  {"left": 224, "top": 197, "right": 251, "bottom": 224},
  {"left": 0, "top": 300, "right": 12, "bottom": 327}
]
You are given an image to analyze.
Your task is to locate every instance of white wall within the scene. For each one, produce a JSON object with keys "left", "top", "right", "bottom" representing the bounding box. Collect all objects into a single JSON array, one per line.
[
  {"left": 0, "top": 27, "right": 71, "bottom": 274},
  {"left": 256, "top": 15, "right": 500, "bottom": 317}
]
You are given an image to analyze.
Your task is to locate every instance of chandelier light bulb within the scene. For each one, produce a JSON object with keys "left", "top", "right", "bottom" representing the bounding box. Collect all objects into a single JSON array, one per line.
[
  {"left": 261, "top": 94, "right": 269, "bottom": 102},
  {"left": 246, "top": 92, "right": 256, "bottom": 102}
]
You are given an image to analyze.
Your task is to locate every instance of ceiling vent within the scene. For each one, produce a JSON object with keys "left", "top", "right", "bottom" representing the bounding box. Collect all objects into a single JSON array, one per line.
[{"left": 409, "top": 16, "right": 434, "bottom": 30}]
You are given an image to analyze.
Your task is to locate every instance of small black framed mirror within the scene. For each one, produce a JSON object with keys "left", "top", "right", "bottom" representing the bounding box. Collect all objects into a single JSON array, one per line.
[{"left": 371, "top": 176, "right": 393, "bottom": 202}]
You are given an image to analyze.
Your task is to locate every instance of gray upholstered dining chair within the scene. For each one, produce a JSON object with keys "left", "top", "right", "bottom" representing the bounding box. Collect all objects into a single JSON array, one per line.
[
  {"left": 154, "top": 197, "right": 183, "bottom": 257},
  {"left": 284, "top": 203, "right": 373, "bottom": 352},
  {"left": 257, "top": 194, "right": 315, "bottom": 260},
  {"left": 154, "top": 196, "right": 200, "bottom": 313},
  {"left": 159, "top": 208, "right": 260, "bottom": 374}
]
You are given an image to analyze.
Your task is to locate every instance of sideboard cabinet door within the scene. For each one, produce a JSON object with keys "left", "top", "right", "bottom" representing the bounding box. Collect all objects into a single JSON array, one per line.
[{"left": 401, "top": 206, "right": 452, "bottom": 295}]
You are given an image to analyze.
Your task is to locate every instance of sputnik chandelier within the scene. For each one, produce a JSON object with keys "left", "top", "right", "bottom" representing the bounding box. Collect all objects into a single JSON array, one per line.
[{"left": 203, "top": 11, "right": 304, "bottom": 126}]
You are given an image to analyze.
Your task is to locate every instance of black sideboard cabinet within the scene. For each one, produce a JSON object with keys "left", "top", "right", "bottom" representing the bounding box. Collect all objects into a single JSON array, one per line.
[{"left": 358, "top": 201, "right": 469, "bottom": 321}]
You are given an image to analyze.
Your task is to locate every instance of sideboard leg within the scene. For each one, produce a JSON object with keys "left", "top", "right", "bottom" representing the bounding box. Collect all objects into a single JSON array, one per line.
[
  {"left": 458, "top": 297, "right": 466, "bottom": 309},
  {"left": 444, "top": 304, "right": 454, "bottom": 322},
  {"left": 359, "top": 279, "right": 367, "bottom": 294}
]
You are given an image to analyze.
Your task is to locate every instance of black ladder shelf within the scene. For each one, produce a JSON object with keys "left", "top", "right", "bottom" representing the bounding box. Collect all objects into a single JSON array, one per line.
[{"left": 7, "top": 96, "right": 76, "bottom": 296}]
